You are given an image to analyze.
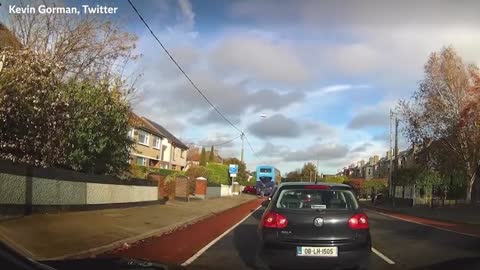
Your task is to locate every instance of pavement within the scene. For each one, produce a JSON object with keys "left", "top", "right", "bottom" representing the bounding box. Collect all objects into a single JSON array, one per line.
[
  {"left": 96, "top": 200, "right": 480, "bottom": 270},
  {"left": 187, "top": 207, "right": 480, "bottom": 270},
  {"left": 0, "top": 194, "right": 257, "bottom": 260},
  {"left": 361, "top": 200, "right": 480, "bottom": 225}
]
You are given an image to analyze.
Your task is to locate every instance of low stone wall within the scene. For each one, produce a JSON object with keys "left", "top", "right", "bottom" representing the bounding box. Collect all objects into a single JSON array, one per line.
[
  {"left": 206, "top": 186, "right": 221, "bottom": 198},
  {"left": 0, "top": 160, "right": 159, "bottom": 214}
]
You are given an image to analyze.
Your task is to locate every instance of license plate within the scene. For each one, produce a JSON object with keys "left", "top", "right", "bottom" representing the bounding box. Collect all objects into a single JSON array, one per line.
[{"left": 296, "top": 246, "right": 338, "bottom": 257}]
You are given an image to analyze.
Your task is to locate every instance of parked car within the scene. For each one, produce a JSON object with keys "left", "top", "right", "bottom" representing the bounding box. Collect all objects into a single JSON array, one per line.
[
  {"left": 242, "top": 185, "right": 256, "bottom": 194},
  {"left": 257, "top": 182, "right": 371, "bottom": 270}
]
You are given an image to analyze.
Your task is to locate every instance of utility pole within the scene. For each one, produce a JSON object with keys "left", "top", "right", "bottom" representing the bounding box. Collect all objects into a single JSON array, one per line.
[
  {"left": 390, "top": 110, "right": 400, "bottom": 208},
  {"left": 240, "top": 132, "right": 244, "bottom": 162},
  {"left": 388, "top": 110, "right": 394, "bottom": 200},
  {"left": 314, "top": 159, "right": 319, "bottom": 182}
]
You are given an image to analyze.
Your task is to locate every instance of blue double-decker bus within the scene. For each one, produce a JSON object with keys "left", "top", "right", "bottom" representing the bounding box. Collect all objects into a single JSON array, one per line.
[{"left": 256, "top": 165, "right": 280, "bottom": 196}]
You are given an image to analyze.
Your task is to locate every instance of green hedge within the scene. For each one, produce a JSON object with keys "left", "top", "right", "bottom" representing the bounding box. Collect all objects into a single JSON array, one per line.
[
  {"left": 206, "top": 163, "right": 229, "bottom": 185},
  {"left": 130, "top": 164, "right": 181, "bottom": 179}
]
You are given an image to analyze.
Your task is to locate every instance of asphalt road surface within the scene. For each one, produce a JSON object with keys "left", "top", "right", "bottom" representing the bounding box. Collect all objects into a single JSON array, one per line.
[{"left": 186, "top": 207, "right": 480, "bottom": 270}]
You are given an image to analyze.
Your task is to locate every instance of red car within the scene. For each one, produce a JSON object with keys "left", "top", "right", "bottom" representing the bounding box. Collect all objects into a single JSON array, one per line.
[{"left": 242, "top": 185, "right": 256, "bottom": 194}]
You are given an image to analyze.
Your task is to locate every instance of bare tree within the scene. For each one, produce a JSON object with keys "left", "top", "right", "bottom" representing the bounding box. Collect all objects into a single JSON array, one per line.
[
  {"left": 7, "top": 0, "right": 139, "bottom": 83},
  {"left": 399, "top": 47, "right": 480, "bottom": 203}
]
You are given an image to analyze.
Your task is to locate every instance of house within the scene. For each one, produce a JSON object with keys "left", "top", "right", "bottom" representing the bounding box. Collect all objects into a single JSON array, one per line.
[
  {"left": 142, "top": 118, "right": 188, "bottom": 171},
  {"left": 186, "top": 146, "right": 223, "bottom": 167},
  {"left": 129, "top": 114, "right": 188, "bottom": 171}
]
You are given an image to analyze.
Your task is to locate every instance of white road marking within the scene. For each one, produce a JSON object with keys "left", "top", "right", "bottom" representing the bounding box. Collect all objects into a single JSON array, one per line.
[
  {"left": 372, "top": 247, "right": 396, "bottom": 264},
  {"left": 181, "top": 205, "right": 262, "bottom": 266},
  {"left": 366, "top": 209, "right": 480, "bottom": 238}
]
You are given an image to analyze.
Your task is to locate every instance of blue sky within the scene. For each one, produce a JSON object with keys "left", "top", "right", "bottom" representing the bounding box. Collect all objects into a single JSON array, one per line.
[{"left": 5, "top": 0, "right": 480, "bottom": 174}]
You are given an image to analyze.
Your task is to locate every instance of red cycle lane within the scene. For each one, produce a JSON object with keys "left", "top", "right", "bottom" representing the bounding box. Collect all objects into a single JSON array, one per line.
[{"left": 102, "top": 198, "right": 263, "bottom": 265}]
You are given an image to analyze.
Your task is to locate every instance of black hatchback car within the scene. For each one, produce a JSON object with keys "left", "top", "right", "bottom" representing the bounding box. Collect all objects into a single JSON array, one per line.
[{"left": 257, "top": 182, "right": 371, "bottom": 270}]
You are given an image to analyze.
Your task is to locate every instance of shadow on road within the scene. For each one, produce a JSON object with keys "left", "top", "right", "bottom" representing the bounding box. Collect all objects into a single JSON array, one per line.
[
  {"left": 368, "top": 213, "right": 480, "bottom": 252},
  {"left": 233, "top": 223, "right": 259, "bottom": 269},
  {"left": 251, "top": 208, "right": 263, "bottom": 221},
  {"left": 410, "top": 257, "right": 480, "bottom": 270},
  {"left": 232, "top": 210, "right": 264, "bottom": 269}
]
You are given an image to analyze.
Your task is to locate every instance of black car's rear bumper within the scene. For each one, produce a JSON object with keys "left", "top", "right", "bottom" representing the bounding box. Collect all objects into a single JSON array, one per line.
[{"left": 259, "top": 240, "right": 371, "bottom": 269}]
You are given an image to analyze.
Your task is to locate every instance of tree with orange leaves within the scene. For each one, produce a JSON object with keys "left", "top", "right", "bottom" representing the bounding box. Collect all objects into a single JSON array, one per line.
[{"left": 400, "top": 47, "right": 480, "bottom": 203}]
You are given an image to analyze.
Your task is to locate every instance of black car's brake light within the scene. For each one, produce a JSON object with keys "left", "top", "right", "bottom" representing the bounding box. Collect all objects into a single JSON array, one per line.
[
  {"left": 348, "top": 213, "right": 369, "bottom": 229},
  {"left": 262, "top": 211, "right": 288, "bottom": 229},
  {"left": 304, "top": 185, "right": 330, "bottom": 190}
]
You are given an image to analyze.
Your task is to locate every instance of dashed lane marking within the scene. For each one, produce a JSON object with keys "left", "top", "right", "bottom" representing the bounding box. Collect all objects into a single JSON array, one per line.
[{"left": 372, "top": 247, "right": 396, "bottom": 264}]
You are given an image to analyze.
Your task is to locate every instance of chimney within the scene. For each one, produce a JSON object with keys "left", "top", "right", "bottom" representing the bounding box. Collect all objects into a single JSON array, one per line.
[{"left": 386, "top": 150, "right": 392, "bottom": 160}]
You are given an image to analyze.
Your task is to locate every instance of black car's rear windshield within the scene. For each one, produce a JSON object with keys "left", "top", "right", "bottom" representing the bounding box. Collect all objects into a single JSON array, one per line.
[{"left": 275, "top": 188, "right": 358, "bottom": 210}]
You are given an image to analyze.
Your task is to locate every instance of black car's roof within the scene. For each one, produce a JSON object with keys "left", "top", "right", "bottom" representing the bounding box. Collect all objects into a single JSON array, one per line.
[{"left": 277, "top": 182, "right": 351, "bottom": 188}]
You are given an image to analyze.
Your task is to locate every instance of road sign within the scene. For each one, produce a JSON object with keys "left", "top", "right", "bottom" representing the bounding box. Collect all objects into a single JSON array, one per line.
[{"left": 229, "top": 164, "right": 238, "bottom": 177}]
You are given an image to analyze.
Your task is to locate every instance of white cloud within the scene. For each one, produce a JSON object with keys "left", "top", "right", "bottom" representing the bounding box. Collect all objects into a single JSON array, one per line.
[
  {"left": 283, "top": 143, "right": 350, "bottom": 162},
  {"left": 347, "top": 100, "right": 396, "bottom": 129},
  {"left": 210, "top": 33, "right": 310, "bottom": 84},
  {"left": 177, "top": 0, "right": 195, "bottom": 29}
]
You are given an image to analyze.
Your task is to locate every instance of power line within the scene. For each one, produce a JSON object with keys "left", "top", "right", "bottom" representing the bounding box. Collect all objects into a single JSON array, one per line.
[
  {"left": 212, "top": 135, "right": 241, "bottom": 147},
  {"left": 244, "top": 134, "right": 257, "bottom": 156},
  {"left": 128, "top": 0, "right": 258, "bottom": 159},
  {"left": 127, "top": 0, "right": 242, "bottom": 134},
  {"left": 185, "top": 135, "right": 241, "bottom": 148}
]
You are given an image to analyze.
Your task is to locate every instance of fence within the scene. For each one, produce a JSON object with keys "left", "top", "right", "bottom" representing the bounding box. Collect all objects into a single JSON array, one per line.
[{"left": 393, "top": 184, "right": 467, "bottom": 207}]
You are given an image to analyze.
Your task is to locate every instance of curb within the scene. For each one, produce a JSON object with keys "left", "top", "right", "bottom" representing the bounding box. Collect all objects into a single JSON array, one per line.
[{"left": 43, "top": 196, "right": 258, "bottom": 261}]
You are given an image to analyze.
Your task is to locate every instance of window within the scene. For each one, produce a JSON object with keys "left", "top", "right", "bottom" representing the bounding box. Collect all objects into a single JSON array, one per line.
[
  {"left": 135, "top": 157, "right": 147, "bottom": 166},
  {"left": 153, "top": 137, "right": 161, "bottom": 149},
  {"left": 160, "top": 145, "right": 166, "bottom": 161},
  {"left": 138, "top": 131, "right": 149, "bottom": 145},
  {"left": 276, "top": 189, "right": 358, "bottom": 210},
  {"left": 128, "top": 128, "right": 134, "bottom": 138},
  {"left": 260, "top": 168, "right": 272, "bottom": 173},
  {"left": 181, "top": 149, "right": 185, "bottom": 158}
]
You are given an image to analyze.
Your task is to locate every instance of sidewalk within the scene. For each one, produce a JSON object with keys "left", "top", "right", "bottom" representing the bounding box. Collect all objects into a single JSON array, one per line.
[
  {"left": 361, "top": 200, "right": 480, "bottom": 237},
  {"left": 0, "top": 195, "right": 257, "bottom": 260}
]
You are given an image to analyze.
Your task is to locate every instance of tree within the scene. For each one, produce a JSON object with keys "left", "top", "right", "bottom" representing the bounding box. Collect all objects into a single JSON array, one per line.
[
  {"left": 362, "top": 179, "right": 388, "bottom": 197},
  {"left": 0, "top": 49, "right": 135, "bottom": 174},
  {"left": 399, "top": 47, "right": 480, "bottom": 203},
  {"left": 223, "top": 157, "right": 248, "bottom": 185},
  {"left": 8, "top": 7, "right": 138, "bottom": 82},
  {"left": 301, "top": 162, "right": 319, "bottom": 182},
  {"left": 186, "top": 165, "right": 209, "bottom": 180},
  {"left": 285, "top": 169, "right": 302, "bottom": 182},
  {"left": 63, "top": 80, "right": 133, "bottom": 174},
  {"left": 199, "top": 147, "right": 207, "bottom": 166},
  {"left": 209, "top": 146, "right": 215, "bottom": 162},
  {"left": 324, "top": 175, "right": 347, "bottom": 184},
  {"left": 0, "top": 49, "right": 69, "bottom": 167}
]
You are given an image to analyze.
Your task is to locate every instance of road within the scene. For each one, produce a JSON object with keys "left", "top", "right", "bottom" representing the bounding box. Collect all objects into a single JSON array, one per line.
[{"left": 186, "top": 207, "right": 480, "bottom": 270}]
